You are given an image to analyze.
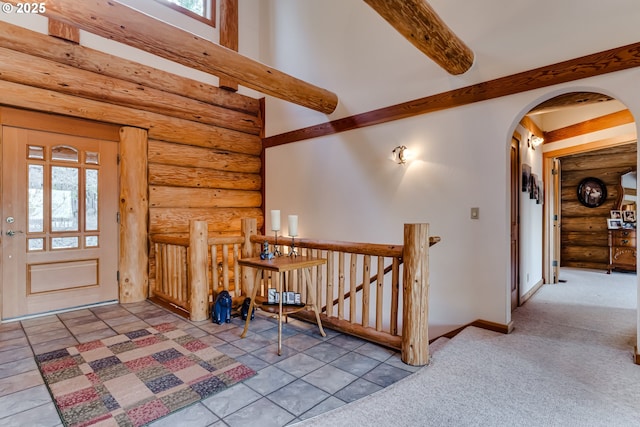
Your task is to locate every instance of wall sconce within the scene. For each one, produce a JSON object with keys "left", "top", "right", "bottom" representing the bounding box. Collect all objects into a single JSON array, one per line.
[
  {"left": 530, "top": 135, "right": 544, "bottom": 150},
  {"left": 392, "top": 145, "right": 411, "bottom": 165}
]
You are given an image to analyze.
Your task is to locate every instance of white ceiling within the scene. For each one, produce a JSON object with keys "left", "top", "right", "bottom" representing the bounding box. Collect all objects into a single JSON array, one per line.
[
  {"left": 259, "top": 0, "right": 640, "bottom": 134},
  {"left": 427, "top": 0, "right": 640, "bottom": 79}
]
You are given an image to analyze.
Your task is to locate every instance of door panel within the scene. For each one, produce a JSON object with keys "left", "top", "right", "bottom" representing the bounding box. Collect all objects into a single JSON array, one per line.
[{"left": 2, "top": 127, "right": 118, "bottom": 319}]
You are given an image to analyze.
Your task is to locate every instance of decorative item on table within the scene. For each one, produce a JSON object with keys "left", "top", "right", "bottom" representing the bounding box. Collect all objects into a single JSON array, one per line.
[
  {"left": 295, "top": 293, "right": 301, "bottom": 305},
  {"left": 241, "top": 297, "right": 255, "bottom": 320},
  {"left": 267, "top": 288, "right": 277, "bottom": 304},
  {"left": 260, "top": 240, "right": 274, "bottom": 260},
  {"left": 271, "top": 209, "right": 283, "bottom": 257},
  {"left": 288, "top": 214, "right": 298, "bottom": 257},
  {"left": 286, "top": 291, "right": 295, "bottom": 304},
  {"left": 212, "top": 290, "right": 232, "bottom": 324}
]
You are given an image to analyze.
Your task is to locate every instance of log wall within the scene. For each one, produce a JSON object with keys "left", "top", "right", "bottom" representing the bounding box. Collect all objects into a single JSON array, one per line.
[
  {"left": 560, "top": 143, "right": 636, "bottom": 270},
  {"left": 0, "top": 20, "right": 264, "bottom": 299}
]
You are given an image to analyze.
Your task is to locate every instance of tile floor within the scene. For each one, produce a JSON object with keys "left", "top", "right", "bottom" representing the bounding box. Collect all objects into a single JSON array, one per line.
[{"left": 0, "top": 301, "right": 420, "bottom": 426}]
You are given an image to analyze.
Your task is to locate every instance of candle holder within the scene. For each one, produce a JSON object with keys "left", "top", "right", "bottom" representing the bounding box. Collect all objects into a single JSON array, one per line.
[
  {"left": 289, "top": 236, "right": 298, "bottom": 257},
  {"left": 273, "top": 230, "right": 283, "bottom": 257}
]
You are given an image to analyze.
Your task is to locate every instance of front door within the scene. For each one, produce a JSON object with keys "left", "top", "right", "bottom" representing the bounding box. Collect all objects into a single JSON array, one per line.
[{"left": 2, "top": 126, "right": 118, "bottom": 319}]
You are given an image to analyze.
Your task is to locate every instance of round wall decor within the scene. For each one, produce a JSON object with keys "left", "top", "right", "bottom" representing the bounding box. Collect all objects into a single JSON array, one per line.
[{"left": 577, "top": 177, "right": 607, "bottom": 208}]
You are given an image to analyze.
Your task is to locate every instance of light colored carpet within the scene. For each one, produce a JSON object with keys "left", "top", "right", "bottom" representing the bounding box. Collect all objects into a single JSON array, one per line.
[{"left": 296, "top": 268, "right": 640, "bottom": 426}]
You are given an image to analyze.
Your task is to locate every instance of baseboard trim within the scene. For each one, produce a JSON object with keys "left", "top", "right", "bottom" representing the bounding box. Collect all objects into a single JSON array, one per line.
[
  {"left": 520, "top": 279, "right": 544, "bottom": 305},
  {"left": 436, "top": 319, "right": 513, "bottom": 341},
  {"left": 471, "top": 319, "right": 514, "bottom": 334}
]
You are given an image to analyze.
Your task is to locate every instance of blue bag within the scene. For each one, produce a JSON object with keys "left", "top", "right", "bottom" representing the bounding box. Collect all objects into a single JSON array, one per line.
[{"left": 212, "top": 290, "right": 232, "bottom": 324}]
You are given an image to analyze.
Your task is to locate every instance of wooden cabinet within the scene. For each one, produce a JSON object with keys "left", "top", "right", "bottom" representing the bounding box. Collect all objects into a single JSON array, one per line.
[{"left": 608, "top": 229, "right": 636, "bottom": 273}]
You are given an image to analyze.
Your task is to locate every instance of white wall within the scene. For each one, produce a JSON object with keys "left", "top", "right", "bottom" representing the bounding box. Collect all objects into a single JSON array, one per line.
[
  {"left": 257, "top": 0, "right": 640, "bottom": 336},
  {"left": 266, "top": 72, "right": 640, "bottom": 337}
]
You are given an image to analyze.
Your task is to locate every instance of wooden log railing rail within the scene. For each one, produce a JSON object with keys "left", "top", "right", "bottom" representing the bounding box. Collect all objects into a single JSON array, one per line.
[
  {"left": 149, "top": 221, "right": 245, "bottom": 321},
  {"left": 250, "top": 236, "right": 403, "bottom": 345},
  {"left": 148, "top": 218, "right": 440, "bottom": 366}
]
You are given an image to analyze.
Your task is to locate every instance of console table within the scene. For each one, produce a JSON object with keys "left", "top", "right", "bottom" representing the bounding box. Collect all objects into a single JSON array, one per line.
[
  {"left": 238, "top": 256, "right": 327, "bottom": 355},
  {"left": 608, "top": 228, "right": 637, "bottom": 273}
]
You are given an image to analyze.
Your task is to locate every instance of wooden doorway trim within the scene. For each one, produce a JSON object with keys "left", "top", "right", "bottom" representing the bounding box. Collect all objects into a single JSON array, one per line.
[
  {"left": 542, "top": 156, "right": 560, "bottom": 284},
  {"left": 510, "top": 133, "right": 521, "bottom": 311}
]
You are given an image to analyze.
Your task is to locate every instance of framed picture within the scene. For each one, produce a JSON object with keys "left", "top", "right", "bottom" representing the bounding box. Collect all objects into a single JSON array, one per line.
[
  {"left": 530, "top": 174, "right": 537, "bottom": 200},
  {"left": 536, "top": 179, "right": 543, "bottom": 204},
  {"left": 577, "top": 177, "right": 607, "bottom": 208},
  {"left": 623, "top": 210, "right": 636, "bottom": 223},
  {"left": 295, "top": 293, "right": 301, "bottom": 305},
  {"left": 608, "top": 218, "right": 623, "bottom": 229},
  {"left": 611, "top": 210, "right": 622, "bottom": 219},
  {"left": 522, "top": 164, "right": 531, "bottom": 192}
]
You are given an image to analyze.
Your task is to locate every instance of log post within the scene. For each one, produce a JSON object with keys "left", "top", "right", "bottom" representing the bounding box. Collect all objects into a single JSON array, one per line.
[
  {"left": 401, "top": 223, "right": 430, "bottom": 366},
  {"left": 119, "top": 126, "right": 149, "bottom": 303},
  {"left": 189, "top": 220, "right": 209, "bottom": 321},
  {"left": 241, "top": 218, "right": 257, "bottom": 296},
  {"left": 219, "top": 0, "right": 239, "bottom": 92},
  {"left": 48, "top": 19, "right": 79, "bottom": 43}
]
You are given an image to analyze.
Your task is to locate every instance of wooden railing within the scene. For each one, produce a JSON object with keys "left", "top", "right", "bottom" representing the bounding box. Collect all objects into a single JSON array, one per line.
[
  {"left": 149, "top": 221, "right": 246, "bottom": 318},
  {"left": 247, "top": 235, "right": 405, "bottom": 348},
  {"left": 149, "top": 234, "right": 189, "bottom": 315},
  {"left": 149, "top": 218, "right": 439, "bottom": 366}
]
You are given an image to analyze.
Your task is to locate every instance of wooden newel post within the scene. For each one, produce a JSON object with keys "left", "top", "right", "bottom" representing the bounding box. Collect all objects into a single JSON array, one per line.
[
  {"left": 401, "top": 223, "right": 430, "bottom": 366},
  {"left": 189, "top": 220, "right": 209, "bottom": 321},
  {"left": 241, "top": 218, "right": 257, "bottom": 296}
]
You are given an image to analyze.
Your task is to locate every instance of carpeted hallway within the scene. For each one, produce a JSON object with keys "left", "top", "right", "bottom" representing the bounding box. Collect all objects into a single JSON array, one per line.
[{"left": 297, "top": 268, "right": 640, "bottom": 426}]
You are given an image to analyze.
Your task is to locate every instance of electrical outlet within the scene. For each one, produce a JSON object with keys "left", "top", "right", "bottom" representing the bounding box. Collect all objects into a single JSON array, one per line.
[{"left": 471, "top": 207, "right": 479, "bottom": 219}]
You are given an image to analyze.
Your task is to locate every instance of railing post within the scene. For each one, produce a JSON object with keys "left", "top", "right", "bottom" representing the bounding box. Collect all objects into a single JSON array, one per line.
[
  {"left": 401, "top": 223, "right": 430, "bottom": 366},
  {"left": 241, "top": 218, "right": 257, "bottom": 296},
  {"left": 189, "top": 220, "right": 209, "bottom": 321},
  {"left": 118, "top": 126, "right": 149, "bottom": 303}
]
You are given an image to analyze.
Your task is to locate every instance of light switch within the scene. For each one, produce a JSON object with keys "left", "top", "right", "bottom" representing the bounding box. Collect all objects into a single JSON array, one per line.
[{"left": 471, "top": 207, "right": 479, "bottom": 219}]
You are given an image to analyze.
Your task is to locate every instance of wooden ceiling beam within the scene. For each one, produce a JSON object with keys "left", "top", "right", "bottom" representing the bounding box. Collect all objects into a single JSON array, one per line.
[
  {"left": 544, "top": 109, "right": 635, "bottom": 143},
  {"left": 219, "top": 0, "right": 239, "bottom": 92},
  {"left": 29, "top": 0, "right": 338, "bottom": 114},
  {"left": 264, "top": 41, "right": 640, "bottom": 148},
  {"left": 363, "top": 0, "right": 474, "bottom": 75}
]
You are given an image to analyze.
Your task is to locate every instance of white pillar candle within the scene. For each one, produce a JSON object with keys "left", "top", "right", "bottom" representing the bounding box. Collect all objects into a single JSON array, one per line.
[
  {"left": 288, "top": 215, "right": 298, "bottom": 237},
  {"left": 271, "top": 210, "right": 281, "bottom": 231}
]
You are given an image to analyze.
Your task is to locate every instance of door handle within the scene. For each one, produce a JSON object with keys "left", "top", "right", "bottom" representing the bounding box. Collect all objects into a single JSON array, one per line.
[{"left": 6, "top": 230, "right": 24, "bottom": 237}]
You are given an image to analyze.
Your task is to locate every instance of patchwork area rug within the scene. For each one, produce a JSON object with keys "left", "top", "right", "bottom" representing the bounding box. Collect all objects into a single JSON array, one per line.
[{"left": 35, "top": 323, "right": 256, "bottom": 427}]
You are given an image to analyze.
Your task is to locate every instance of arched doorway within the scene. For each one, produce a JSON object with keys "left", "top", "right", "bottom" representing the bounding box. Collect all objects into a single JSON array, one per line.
[{"left": 511, "top": 91, "right": 637, "bottom": 310}]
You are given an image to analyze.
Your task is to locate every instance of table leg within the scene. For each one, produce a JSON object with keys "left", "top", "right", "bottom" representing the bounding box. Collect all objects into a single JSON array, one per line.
[
  {"left": 241, "top": 268, "right": 262, "bottom": 338},
  {"left": 278, "top": 272, "right": 283, "bottom": 355},
  {"left": 303, "top": 268, "right": 326, "bottom": 337}
]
